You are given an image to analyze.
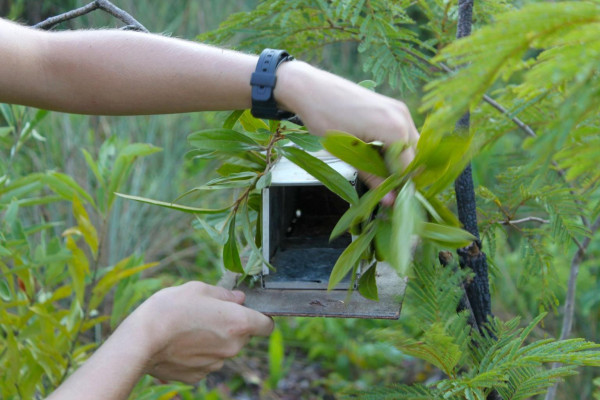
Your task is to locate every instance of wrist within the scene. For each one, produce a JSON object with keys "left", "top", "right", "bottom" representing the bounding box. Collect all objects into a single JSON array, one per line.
[
  {"left": 110, "top": 305, "right": 160, "bottom": 375},
  {"left": 273, "top": 60, "right": 317, "bottom": 116}
]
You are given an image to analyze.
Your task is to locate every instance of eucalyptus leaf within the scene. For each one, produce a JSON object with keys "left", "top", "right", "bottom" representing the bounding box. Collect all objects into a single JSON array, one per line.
[
  {"left": 239, "top": 110, "right": 270, "bottom": 133},
  {"left": 285, "top": 132, "right": 323, "bottom": 152},
  {"left": 331, "top": 174, "right": 401, "bottom": 239},
  {"left": 358, "top": 263, "right": 379, "bottom": 301},
  {"left": 374, "top": 216, "right": 393, "bottom": 261},
  {"left": 420, "top": 222, "right": 476, "bottom": 248},
  {"left": 328, "top": 225, "right": 376, "bottom": 290},
  {"left": 322, "top": 130, "right": 388, "bottom": 177},
  {"left": 115, "top": 193, "right": 231, "bottom": 214},
  {"left": 223, "top": 110, "right": 244, "bottom": 129},
  {"left": 223, "top": 215, "right": 244, "bottom": 273},
  {"left": 391, "top": 182, "right": 420, "bottom": 276},
  {"left": 120, "top": 143, "right": 162, "bottom": 158},
  {"left": 281, "top": 146, "right": 358, "bottom": 205},
  {"left": 255, "top": 172, "right": 271, "bottom": 190},
  {"left": 188, "top": 128, "right": 262, "bottom": 152}
]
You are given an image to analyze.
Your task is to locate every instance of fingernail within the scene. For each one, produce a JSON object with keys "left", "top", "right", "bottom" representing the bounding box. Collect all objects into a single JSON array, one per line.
[{"left": 381, "top": 192, "right": 395, "bottom": 207}]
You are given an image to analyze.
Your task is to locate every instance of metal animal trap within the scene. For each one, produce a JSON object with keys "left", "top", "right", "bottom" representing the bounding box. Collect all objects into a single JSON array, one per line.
[{"left": 224, "top": 150, "right": 405, "bottom": 319}]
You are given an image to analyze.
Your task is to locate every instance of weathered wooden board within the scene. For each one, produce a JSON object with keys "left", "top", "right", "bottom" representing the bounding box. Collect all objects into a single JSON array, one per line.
[{"left": 220, "top": 263, "right": 406, "bottom": 319}]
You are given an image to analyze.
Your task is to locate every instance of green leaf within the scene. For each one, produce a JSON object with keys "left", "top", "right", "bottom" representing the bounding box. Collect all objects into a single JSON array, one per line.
[
  {"left": 205, "top": 171, "right": 258, "bottom": 188},
  {"left": 223, "top": 215, "right": 244, "bottom": 273},
  {"left": 322, "top": 130, "right": 388, "bottom": 177},
  {"left": 239, "top": 109, "right": 270, "bottom": 133},
  {"left": 81, "top": 149, "right": 105, "bottom": 187},
  {"left": 72, "top": 196, "right": 98, "bottom": 256},
  {"left": 285, "top": 132, "right": 323, "bottom": 152},
  {"left": 65, "top": 235, "right": 90, "bottom": 305},
  {"left": 358, "top": 80, "right": 377, "bottom": 91},
  {"left": 256, "top": 172, "right": 272, "bottom": 190},
  {"left": 374, "top": 216, "right": 393, "bottom": 261},
  {"left": 188, "top": 128, "right": 262, "bottom": 152},
  {"left": 328, "top": 225, "right": 376, "bottom": 290},
  {"left": 0, "top": 126, "right": 14, "bottom": 138},
  {"left": 358, "top": 263, "right": 379, "bottom": 301},
  {"left": 391, "top": 182, "right": 420, "bottom": 276},
  {"left": 91, "top": 259, "right": 158, "bottom": 310},
  {"left": 0, "top": 279, "right": 11, "bottom": 301},
  {"left": 223, "top": 110, "right": 244, "bottom": 129},
  {"left": 281, "top": 146, "right": 358, "bottom": 205},
  {"left": 331, "top": 174, "right": 401, "bottom": 239},
  {"left": 115, "top": 193, "right": 231, "bottom": 214},
  {"left": 420, "top": 222, "right": 476, "bottom": 248},
  {"left": 268, "top": 327, "right": 285, "bottom": 388},
  {"left": 119, "top": 142, "right": 162, "bottom": 158},
  {"left": 43, "top": 172, "right": 96, "bottom": 208}
]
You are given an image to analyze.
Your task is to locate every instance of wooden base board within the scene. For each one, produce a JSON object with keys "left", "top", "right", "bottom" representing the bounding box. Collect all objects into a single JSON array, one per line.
[{"left": 220, "top": 263, "right": 406, "bottom": 319}]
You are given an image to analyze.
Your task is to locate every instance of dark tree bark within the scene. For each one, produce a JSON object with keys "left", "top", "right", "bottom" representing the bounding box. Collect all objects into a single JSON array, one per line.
[
  {"left": 454, "top": 1, "right": 500, "bottom": 399},
  {"left": 454, "top": 0, "right": 493, "bottom": 333}
]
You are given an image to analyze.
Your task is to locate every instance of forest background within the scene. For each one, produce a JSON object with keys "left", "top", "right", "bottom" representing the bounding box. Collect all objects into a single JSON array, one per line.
[{"left": 0, "top": 0, "right": 599, "bottom": 399}]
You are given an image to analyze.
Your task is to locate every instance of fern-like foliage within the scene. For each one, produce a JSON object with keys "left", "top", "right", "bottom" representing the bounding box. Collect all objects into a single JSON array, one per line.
[
  {"left": 199, "top": 0, "right": 438, "bottom": 93},
  {"left": 346, "top": 248, "right": 600, "bottom": 400}
]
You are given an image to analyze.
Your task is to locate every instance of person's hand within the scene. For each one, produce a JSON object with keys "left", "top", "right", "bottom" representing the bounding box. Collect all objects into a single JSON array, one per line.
[
  {"left": 275, "top": 61, "right": 419, "bottom": 201},
  {"left": 118, "top": 281, "right": 273, "bottom": 384}
]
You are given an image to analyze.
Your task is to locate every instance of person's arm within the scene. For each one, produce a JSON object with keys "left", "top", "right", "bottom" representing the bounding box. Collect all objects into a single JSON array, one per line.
[
  {"left": 46, "top": 282, "right": 273, "bottom": 400},
  {"left": 0, "top": 18, "right": 418, "bottom": 146}
]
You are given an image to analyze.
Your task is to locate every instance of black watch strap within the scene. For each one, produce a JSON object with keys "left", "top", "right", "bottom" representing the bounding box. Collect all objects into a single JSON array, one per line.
[{"left": 250, "top": 49, "right": 296, "bottom": 121}]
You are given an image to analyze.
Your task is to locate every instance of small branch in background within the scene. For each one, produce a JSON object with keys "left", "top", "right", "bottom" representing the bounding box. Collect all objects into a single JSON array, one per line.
[
  {"left": 33, "top": 0, "right": 148, "bottom": 33},
  {"left": 33, "top": 2, "right": 99, "bottom": 29},
  {"left": 545, "top": 216, "right": 600, "bottom": 400},
  {"left": 498, "top": 217, "right": 549, "bottom": 225},
  {"left": 434, "top": 61, "right": 539, "bottom": 140}
]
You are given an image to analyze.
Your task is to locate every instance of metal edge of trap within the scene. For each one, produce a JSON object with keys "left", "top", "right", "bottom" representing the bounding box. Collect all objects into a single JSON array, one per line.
[{"left": 219, "top": 263, "right": 406, "bottom": 319}]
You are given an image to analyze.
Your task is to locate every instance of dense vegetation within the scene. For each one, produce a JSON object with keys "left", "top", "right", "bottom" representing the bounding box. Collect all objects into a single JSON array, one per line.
[{"left": 1, "top": 0, "right": 599, "bottom": 399}]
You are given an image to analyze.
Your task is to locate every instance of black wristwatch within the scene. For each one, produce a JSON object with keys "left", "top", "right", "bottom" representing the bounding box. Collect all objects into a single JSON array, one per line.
[{"left": 250, "top": 48, "right": 296, "bottom": 121}]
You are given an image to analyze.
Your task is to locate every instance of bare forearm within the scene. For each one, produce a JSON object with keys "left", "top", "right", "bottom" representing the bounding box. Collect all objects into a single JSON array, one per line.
[
  {"left": 1, "top": 19, "right": 257, "bottom": 115},
  {"left": 46, "top": 317, "right": 149, "bottom": 400}
]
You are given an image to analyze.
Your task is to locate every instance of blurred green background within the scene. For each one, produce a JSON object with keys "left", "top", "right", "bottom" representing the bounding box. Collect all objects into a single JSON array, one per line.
[{"left": 1, "top": 1, "right": 599, "bottom": 399}]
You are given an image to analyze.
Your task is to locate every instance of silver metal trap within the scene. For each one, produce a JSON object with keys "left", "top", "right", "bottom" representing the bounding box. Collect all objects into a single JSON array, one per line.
[{"left": 223, "top": 150, "right": 405, "bottom": 319}]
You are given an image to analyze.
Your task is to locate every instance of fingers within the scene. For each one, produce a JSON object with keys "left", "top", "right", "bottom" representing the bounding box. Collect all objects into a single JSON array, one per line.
[
  {"left": 243, "top": 308, "right": 274, "bottom": 337},
  {"left": 188, "top": 281, "right": 246, "bottom": 304}
]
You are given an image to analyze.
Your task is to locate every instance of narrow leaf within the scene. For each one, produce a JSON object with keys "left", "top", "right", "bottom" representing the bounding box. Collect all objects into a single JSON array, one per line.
[
  {"left": 285, "top": 132, "right": 323, "bottom": 152},
  {"left": 331, "top": 174, "right": 401, "bottom": 239},
  {"left": 328, "top": 226, "right": 376, "bottom": 290},
  {"left": 188, "top": 128, "right": 261, "bottom": 152},
  {"left": 420, "top": 222, "right": 475, "bottom": 248},
  {"left": 223, "top": 215, "right": 244, "bottom": 273},
  {"left": 391, "top": 182, "right": 420, "bottom": 276},
  {"left": 322, "top": 130, "right": 388, "bottom": 177},
  {"left": 358, "top": 263, "right": 379, "bottom": 301},
  {"left": 281, "top": 146, "right": 358, "bottom": 205},
  {"left": 115, "top": 193, "right": 231, "bottom": 214}
]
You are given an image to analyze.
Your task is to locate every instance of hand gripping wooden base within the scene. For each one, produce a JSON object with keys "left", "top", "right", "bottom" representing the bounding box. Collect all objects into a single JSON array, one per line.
[{"left": 219, "top": 263, "right": 406, "bottom": 319}]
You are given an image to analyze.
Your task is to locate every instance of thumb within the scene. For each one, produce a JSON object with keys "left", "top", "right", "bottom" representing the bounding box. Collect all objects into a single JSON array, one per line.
[{"left": 199, "top": 283, "right": 246, "bottom": 304}]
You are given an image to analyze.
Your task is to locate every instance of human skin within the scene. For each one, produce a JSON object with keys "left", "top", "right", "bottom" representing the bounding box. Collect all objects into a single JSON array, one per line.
[
  {"left": 0, "top": 16, "right": 419, "bottom": 398},
  {"left": 0, "top": 18, "right": 418, "bottom": 190},
  {"left": 45, "top": 282, "right": 273, "bottom": 400}
]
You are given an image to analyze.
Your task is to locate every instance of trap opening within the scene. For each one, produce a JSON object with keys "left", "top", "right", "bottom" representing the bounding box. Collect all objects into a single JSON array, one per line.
[{"left": 262, "top": 184, "right": 353, "bottom": 289}]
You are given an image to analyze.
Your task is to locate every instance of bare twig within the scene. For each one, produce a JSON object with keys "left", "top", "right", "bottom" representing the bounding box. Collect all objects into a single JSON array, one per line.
[
  {"left": 33, "top": 0, "right": 148, "bottom": 33},
  {"left": 498, "top": 217, "right": 550, "bottom": 225},
  {"left": 33, "top": 2, "right": 99, "bottom": 30},
  {"left": 545, "top": 216, "right": 600, "bottom": 400}
]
